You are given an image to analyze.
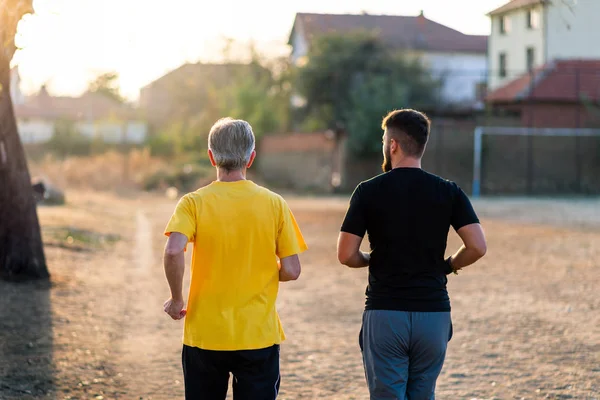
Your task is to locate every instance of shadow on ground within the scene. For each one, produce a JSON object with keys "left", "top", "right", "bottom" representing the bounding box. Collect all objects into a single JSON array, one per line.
[{"left": 0, "top": 279, "right": 54, "bottom": 399}]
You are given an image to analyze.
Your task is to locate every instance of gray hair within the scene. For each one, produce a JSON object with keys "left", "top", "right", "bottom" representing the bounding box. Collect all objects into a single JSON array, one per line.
[{"left": 208, "top": 118, "right": 255, "bottom": 171}]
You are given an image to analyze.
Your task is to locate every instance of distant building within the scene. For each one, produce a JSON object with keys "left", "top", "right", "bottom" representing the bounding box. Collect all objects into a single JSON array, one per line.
[
  {"left": 139, "top": 63, "right": 264, "bottom": 128},
  {"left": 288, "top": 12, "right": 488, "bottom": 109},
  {"left": 487, "top": 0, "right": 600, "bottom": 91},
  {"left": 14, "top": 87, "right": 147, "bottom": 144},
  {"left": 486, "top": 59, "right": 600, "bottom": 128}
]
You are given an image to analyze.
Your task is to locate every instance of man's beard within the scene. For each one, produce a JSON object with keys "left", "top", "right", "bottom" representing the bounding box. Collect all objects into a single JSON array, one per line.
[{"left": 382, "top": 147, "right": 392, "bottom": 172}]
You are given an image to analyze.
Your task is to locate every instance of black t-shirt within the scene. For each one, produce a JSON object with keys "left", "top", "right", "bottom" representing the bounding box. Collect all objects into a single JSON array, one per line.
[{"left": 340, "top": 168, "right": 480, "bottom": 312}]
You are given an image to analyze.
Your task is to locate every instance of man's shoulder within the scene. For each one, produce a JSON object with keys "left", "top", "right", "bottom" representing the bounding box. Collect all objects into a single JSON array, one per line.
[
  {"left": 421, "top": 170, "right": 458, "bottom": 186},
  {"left": 357, "top": 172, "right": 387, "bottom": 190},
  {"left": 252, "top": 184, "right": 289, "bottom": 210},
  {"left": 183, "top": 186, "right": 208, "bottom": 201},
  {"left": 357, "top": 170, "right": 462, "bottom": 192}
]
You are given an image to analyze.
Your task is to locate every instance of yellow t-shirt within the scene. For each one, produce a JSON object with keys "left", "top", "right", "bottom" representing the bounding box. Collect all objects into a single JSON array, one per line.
[{"left": 164, "top": 180, "right": 308, "bottom": 351}]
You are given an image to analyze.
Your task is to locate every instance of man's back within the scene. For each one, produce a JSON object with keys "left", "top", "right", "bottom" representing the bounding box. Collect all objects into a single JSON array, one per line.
[
  {"left": 165, "top": 180, "right": 306, "bottom": 351},
  {"left": 341, "top": 168, "right": 478, "bottom": 312}
]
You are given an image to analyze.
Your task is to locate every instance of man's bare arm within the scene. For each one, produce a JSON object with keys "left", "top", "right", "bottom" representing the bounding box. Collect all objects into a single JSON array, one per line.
[
  {"left": 163, "top": 232, "right": 188, "bottom": 320},
  {"left": 278, "top": 254, "right": 301, "bottom": 282},
  {"left": 337, "top": 232, "right": 370, "bottom": 269},
  {"left": 449, "top": 223, "right": 487, "bottom": 272}
]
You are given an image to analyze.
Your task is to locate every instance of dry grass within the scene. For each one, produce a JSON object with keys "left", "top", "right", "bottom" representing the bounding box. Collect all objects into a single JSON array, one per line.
[
  {"left": 0, "top": 191, "right": 599, "bottom": 399},
  {"left": 29, "top": 149, "right": 167, "bottom": 191}
]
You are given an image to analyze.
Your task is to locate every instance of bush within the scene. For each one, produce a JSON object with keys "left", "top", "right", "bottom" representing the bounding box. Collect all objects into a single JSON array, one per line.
[{"left": 142, "top": 163, "right": 213, "bottom": 192}]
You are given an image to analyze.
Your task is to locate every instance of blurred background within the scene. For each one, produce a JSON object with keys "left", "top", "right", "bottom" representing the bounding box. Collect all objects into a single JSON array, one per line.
[
  {"left": 1, "top": 1, "right": 599, "bottom": 399},
  {"left": 8, "top": 0, "right": 599, "bottom": 197}
]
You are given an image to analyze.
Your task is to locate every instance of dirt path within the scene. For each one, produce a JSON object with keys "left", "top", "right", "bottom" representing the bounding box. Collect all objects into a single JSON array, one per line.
[{"left": 1, "top": 192, "right": 599, "bottom": 400}]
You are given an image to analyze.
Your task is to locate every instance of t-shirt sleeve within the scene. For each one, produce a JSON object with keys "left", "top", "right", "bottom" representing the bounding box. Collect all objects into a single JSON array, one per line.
[
  {"left": 450, "top": 184, "right": 480, "bottom": 231},
  {"left": 276, "top": 199, "right": 308, "bottom": 259},
  {"left": 340, "top": 184, "right": 367, "bottom": 237},
  {"left": 164, "top": 194, "right": 196, "bottom": 242}
]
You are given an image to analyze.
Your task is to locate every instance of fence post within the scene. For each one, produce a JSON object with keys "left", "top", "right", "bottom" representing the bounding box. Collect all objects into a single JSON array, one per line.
[
  {"left": 526, "top": 69, "right": 535, "bottom": 195},
  {"left": 575, "top": 68, "right": 582, "bottom": 193},
  {"left": 472, "top": 127, "right": 482, "bottom": 198}
]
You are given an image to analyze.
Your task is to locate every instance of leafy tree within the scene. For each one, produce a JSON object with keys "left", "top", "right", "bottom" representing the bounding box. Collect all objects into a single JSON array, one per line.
[
  {"left": 88, "top": 71, "right": 125, "bottom": 104},
  {"left": 47, "top": 119, "right": 91, "bottom": 157},
  {"left": 344, "top": 76, "right": 409, "bottom": 156},
  {"left": 222, "top": 57, "right": 291, "bottom": 139},
  {"left": 296, "top": 31, "right": 441, "bottom": 156},
  {"left": 149, "top": 46, "right": 291, "bottom": 158},
  {"left": 0, "top": 0, "right": 50, "bottom": 281}
]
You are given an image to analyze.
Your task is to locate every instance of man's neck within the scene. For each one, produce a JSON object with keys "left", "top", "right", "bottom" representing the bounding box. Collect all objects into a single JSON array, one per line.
[
  {"left": 392, "top": 157, "right": 422, "bottom": 169},
  {"left": 216, "top": 168, "right": 246, "bottom": 182}
]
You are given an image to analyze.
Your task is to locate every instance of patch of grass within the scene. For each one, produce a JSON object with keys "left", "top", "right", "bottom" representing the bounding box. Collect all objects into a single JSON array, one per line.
[{"left": 43, "top": 227, "right": 121, "bottom": 250}]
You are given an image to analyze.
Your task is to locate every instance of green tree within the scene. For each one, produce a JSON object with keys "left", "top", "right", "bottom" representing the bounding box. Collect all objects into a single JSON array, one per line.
[
  {"left": 296, "top": 31, "right": 441, "bottom": 156},
  {"left": 87, "top": 71, "right": 125, "bottom": 104},
  {"left": 344, "top": 76, "right": 409, "bottom": 156},
  {"left": 222, "top": 56, "right": 291, "bottom": 139},
  {"left": 150, "top": 45, "right": 291, "bottom": 158}
]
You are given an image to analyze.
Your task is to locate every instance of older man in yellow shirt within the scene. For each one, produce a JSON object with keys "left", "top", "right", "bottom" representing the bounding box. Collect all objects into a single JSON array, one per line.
[{"left": 163, "top": 117, "right": 307, "bottom": 400}]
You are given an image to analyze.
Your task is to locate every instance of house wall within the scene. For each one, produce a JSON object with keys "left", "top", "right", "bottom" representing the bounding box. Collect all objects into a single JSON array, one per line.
[
  {"left": 488, "top": 5, "right": 545, "bottom": 90},
  {"left": 77, "top": 121, "right": 148, "bottom": 144},
  {"left": 421, "top": 52, "right": 487, "bottom": 106},
  {"left": 546, "top": 0, "right": 600, "bottom": 60},
  {"left": 290, "top": 22, "right": 309, "bottom": 66},
  {"left": 139, "top": 86, "right": 172, "bottom": 128},
  {"left": 17, "top": 119, "right": 54, "bottom": 144},
  {"left": 17, "top": 119, "right": 148, "bottom": 144},
  {"left": 520, "top": 103, "right": 598, "bottom": 128},
  {"left": 258, "top": 132, "right": 339, "bottom": 192}
]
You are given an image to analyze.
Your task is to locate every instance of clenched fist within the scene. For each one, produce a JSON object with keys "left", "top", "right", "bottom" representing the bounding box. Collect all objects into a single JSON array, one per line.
[{"left": 163, "top": 298, "right": 187, "bottom": 320}]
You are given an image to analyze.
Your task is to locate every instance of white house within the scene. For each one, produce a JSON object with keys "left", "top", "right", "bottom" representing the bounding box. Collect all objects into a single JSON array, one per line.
[
  {"left": 15, "top": 87, "right": 148, "bottom": 145},
  {"left": 288, "top": 12, "right": 488, "bottom": 109},
  {"left": 487, "top": 0, "right": 600, "bottom": 91}
]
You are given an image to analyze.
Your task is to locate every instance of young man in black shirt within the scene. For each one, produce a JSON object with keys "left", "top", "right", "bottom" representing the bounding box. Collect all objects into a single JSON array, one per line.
[{"left": 337, "top": 109, "right": 487, "bottom": 400}]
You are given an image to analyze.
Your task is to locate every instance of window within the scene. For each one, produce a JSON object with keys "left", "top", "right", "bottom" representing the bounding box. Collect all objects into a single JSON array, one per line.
[
  {"left": 499, "top": 15, "right": 511, "bottom": 34},
  {"left": 499, "top": 53, "right": 507, "bottom": 78},
  {"left": 526, "top": 47, "right": 535, "bottom": 72},
  {"left": 527, "top": 8, "right": 540, "bottom": 29}
]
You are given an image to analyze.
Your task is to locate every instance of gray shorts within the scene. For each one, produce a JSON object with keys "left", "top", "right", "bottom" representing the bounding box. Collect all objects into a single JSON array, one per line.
[{"left": 359, "top": 310, "right": 453, "bottom": 400}]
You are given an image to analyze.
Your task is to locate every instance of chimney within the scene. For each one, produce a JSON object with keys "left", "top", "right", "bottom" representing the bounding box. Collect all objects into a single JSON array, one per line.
[{"left": 417, "top": 9, "right": 426, "bottom": 29}]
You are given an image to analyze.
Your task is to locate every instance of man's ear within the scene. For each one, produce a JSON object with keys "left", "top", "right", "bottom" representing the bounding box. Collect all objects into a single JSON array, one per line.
[
  {"left": 246, "top": 150, "right": 256, "bottom": 168},
  {"left": 390, "top": 138, "right": 399, "bottom": 154},
  {"left": 208, "top": 149, "right": 217, "bottom": 167}
]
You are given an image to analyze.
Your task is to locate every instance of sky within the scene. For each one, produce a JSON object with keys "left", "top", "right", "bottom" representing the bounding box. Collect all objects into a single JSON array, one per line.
[{"left": 12, "top": 0, "right": 508, "bottom": 101}]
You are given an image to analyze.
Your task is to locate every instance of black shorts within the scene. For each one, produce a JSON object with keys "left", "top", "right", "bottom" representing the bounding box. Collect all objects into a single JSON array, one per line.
[{"left": 182, "top": 344, "right": 280, "bottom": 400}]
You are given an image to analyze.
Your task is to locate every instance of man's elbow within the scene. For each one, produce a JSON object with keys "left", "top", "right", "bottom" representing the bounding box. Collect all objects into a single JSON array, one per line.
[
  {"left": 472, "top": 242, "right": 487, "bottom": 259},
  {"left": 337, "top": 251, "right": 350, "bottom": 266},
  {"left": 281, "top": 265, "right": 301, "bottom": 281},
  {"left": 289, "top": 267, "right": 301, "bottom": 281},
  {"left": 164, "top": 246, "right": 184, "bottom": 258}
]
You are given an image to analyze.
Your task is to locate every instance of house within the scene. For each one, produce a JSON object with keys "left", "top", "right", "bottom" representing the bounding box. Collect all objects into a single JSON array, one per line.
[
  {"left": 487, "top": 0, "right": 600, "bottom": 91},
  {"left": 288, "top": 12, "right": 488, "bottom": 109},
  {"left": 139, "top": 62, "right": 265, "bottom": 128},
  {"left": 14, "top": 86, "right": 147, "bottom": 144},
  {"left": 486, "top": 59, "right": 600, "bottom": 128}
]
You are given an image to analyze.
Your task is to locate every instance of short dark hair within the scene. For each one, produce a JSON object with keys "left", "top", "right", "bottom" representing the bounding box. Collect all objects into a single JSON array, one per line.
[{"left": 381, "top": 109, "right": 431, "bottom": 157}]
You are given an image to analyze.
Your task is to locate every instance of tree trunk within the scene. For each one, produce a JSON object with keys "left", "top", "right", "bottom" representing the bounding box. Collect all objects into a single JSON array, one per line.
[{"left": 0, "top": 59, "right": 49, "bottom": 281}]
